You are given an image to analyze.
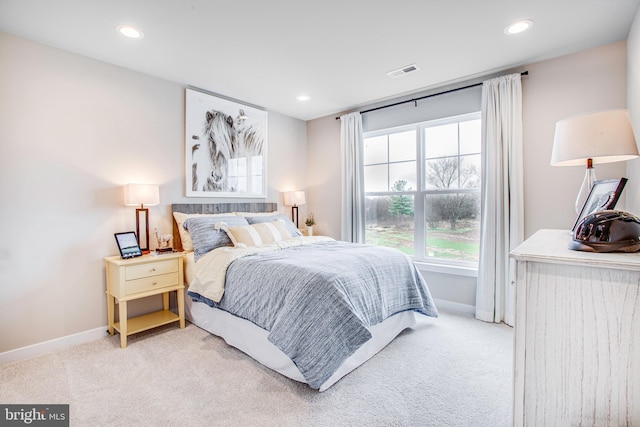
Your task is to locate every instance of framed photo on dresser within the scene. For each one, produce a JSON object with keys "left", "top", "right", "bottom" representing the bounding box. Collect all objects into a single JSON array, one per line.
[{"left": 572, "top": 178, "right": 627, "bottom": 231}]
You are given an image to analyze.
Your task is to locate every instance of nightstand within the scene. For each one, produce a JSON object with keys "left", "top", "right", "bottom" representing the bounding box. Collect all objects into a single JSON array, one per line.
[{"left": 104, "top": 252, "right": 185, "bottom": 348}]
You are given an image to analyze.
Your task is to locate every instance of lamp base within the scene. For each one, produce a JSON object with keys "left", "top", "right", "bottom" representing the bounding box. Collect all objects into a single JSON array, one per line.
[
  {"left": 135, "top": 207, "right": 151, "bottom": 252},
  {"left": 291, "top": 206, "right": 299, "bottom": 228},
  {"left": 575, "top": 161, "right": 596, "bottom": 214}
]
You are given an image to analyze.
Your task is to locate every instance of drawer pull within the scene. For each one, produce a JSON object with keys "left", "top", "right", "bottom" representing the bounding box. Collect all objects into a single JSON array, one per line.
[
  {"left": 152, "top": 281, "right": 157, "bottom": 286},
  {"left": 150, "top": 267, "right": 157, "bottom": 272}
]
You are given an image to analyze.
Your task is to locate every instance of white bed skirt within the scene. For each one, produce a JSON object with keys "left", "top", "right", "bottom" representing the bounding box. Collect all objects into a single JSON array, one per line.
[{"left": 185, "top": 296, "right": 417, "bottom": 391}]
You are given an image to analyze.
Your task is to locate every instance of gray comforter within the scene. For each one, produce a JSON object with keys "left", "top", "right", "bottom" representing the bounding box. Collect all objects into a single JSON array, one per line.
[{"left": 189, "top": 240, "right": 438, "bottom": 389}]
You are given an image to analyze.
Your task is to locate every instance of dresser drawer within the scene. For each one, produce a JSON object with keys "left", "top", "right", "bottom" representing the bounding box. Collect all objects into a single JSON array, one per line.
[
  {"left": 125, "top": 272, "right": 180, "bottom": 295},
  {"left": 125, "top": 259, "right": 179, "bottom": 281}
]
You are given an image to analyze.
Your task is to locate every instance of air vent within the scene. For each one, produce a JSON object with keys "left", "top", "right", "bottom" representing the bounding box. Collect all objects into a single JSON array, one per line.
[{"left": 387, "top": 64, "right": 420, "bottom": 78}]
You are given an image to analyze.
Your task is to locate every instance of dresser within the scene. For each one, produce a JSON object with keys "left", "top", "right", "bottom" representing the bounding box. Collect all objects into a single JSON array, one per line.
[
  {"left": 510, "top": 229, "right": 640, "bottom": 426},
  {"left": 105, "top": 252, "right": 185, "bottom": 348}
]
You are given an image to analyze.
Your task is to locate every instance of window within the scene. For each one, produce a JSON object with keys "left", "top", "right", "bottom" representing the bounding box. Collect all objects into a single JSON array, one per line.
[
  {"left": 228, "top": 155, "right": 263, "bottom": 193},
  {"left": 363, "top": 112, "right": 481, "bottom": 268}
]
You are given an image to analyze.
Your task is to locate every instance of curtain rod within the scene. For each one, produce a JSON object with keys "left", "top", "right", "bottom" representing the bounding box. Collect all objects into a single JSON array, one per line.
[{"left": 335, "top": 71, "right": 528, "bottom": 120}]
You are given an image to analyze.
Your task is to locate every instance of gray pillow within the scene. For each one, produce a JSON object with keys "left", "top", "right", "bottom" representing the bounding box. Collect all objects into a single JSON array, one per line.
[
  {"left": 244, "top": 214, "right": 302, "bottom": 237},
  {"left": 183, "top": 216, "right": 249, "bottom": 261}
]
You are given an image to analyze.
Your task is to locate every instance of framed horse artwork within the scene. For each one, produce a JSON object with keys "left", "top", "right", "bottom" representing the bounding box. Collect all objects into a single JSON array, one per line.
[{"left": 185, "top": 88, "right": 267, "bottom": 198}]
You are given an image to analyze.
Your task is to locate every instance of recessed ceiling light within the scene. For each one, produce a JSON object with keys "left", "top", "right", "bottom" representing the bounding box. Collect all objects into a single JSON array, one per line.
[
  {"left": 116, "top": 25, "right": 144, "bottom": 39},
  {"left": 504, "top": 19, "right": 534, "bottom": 35},
  {"left": 297, "top": 95, "right": 310, "bottom": 101}
]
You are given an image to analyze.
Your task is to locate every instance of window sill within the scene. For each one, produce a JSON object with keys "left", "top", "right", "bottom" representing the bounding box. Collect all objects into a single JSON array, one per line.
[{"left": 414, "top": 261, "right": 478, "bottom": 278}]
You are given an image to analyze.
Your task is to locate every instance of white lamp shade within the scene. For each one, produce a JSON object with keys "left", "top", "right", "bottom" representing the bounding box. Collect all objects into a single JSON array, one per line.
[
  {"left": 283, "top": 190, "right": 306, "bottom": 206},
  {"left": 124, "top": 184, "right": 159, "bottom": 207},
  {"left": 551, "top": 109, "right": 639, "bottom": 166}
]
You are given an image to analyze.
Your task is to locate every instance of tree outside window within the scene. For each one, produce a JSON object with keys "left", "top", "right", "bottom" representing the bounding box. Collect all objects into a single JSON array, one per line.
[
  {"left": 425, "top": 158, "right": 479, "bottom": 230},
  {"left": 363, "top": 112, "right": 481, "bottom": 266},
  {"left": 389, "top": 180, "right": 414, "bottom": 218}
]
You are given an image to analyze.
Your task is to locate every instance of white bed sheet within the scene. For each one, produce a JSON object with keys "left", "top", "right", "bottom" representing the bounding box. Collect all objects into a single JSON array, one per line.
[{"left": 183, "top": 251, "right": 418, "bottom": 391}]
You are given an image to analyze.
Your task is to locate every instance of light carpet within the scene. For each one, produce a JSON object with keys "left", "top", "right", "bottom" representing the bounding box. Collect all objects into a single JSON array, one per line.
[{"left": 0, "top": 309, "right": 513, "bottom": 426}]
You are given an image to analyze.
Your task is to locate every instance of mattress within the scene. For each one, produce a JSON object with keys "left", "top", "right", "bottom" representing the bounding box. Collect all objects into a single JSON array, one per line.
[
  {"left": 185, "top": 292, "right": 418, "bottom": 391},
  {"left": 183, "top": 251, "right": 421, "bottom": 391}
]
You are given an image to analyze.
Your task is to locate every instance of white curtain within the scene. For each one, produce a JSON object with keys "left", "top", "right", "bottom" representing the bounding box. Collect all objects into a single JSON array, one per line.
[
  {"left": 476, "top": 73, "right": 524, "bottom": 326},
  {"left": 340, "top": 112, "right": 365, "bottom": 243}
]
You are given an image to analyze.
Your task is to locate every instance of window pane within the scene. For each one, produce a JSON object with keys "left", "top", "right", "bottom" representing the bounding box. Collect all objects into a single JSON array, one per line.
[
  {"left": 235, "top": 177, "right": 247, "bottom": 192},
  {"left": 425, "top": 192, "right": 480, "bottom": 262},
  {"left": 364, "top": 135, "right": 388, "bottom": 165},
  {"left": 234, "top": 157, "right": 247, "bottom": 176},
  {"left": 425, "top": 123, "right": 458, "bottom": 158},
  {"left": 251, "top": 155, "right": 263, "bottom": 175},
  {"left": 364, "top": 164, "right": 388, "bottom": 192},
  {"left": 365, "top": 195, "right": 414, "bottom": 256},
  {"left": 389, "top": 130, "right": 416, "bottom": 162},
  {"left": 228, "top": 176, "right": 238, "bottom": 191},
  {"left": 251, "top": 176, "right": 262, "bottom": 193},
  {"left": 389, "top": 161, "right": 416, "bottom": 191},
  {"left": 460, "top": 154, "right": 481, "bottom": 189},
  {"left": 460, "top": 119, "right": 481, "bottom": 155},
  {"left": 425, "top": 157, "right": 460, "bottom": 189},
  {"left": 228, "top": 158, "right": 238, "bottom": 176}
]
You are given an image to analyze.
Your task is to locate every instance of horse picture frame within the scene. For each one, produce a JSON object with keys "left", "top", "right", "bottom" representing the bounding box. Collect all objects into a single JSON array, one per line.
[{"left": 185, "top": 87, "right": 267, "bottom": 198}]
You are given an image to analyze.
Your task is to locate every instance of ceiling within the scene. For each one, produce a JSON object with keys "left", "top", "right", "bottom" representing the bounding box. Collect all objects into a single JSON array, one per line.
[{"left": 1, "top": 0, "right": 639, "bottom": 121}]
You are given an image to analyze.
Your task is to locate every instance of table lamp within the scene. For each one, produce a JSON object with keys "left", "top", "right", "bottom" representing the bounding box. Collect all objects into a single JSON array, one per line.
[
  {"left": 124, "top": 183, "right": 159, "bottom": 253},
  {"left": 284, "top": 190, "right": 306, "bottom": 228},
  {"left": 550, "top": 109, "right": 638, "bottom": 213}
]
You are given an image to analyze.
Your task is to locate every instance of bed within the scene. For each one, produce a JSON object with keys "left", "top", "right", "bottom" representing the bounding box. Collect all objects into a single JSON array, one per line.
[{"left": 172, "top": 203, "right": 438, "bottom": 391}]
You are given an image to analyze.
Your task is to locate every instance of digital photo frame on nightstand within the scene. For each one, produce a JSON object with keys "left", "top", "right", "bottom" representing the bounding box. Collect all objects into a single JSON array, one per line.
[{"left": 114, "top": 231, "right": 143, "bottom": 259}]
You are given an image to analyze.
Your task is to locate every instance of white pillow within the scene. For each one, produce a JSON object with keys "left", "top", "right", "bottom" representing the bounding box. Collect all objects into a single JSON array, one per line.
[
  {"left": 243, "top": 213, "right": 303, "bottom": 237},
  {"left": 224, "top": 220, "right": 292, "bottom": 248},
  {"left": 172, "top": 212, "right": 233, "bottom": 252}
]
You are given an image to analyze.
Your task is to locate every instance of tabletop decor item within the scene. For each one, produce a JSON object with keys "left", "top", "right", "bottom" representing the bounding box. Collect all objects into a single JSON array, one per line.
[
  {"left": 572, "top": 178, "right": 627, "bottom": 231},
  {"left": 550, "top": 109, "right": 637, "bottom": 214},
  {"left": 284, "top": 190, "right": 306, "bottom": 227},
  {"left": 124, "top": 184, "right": 159, "bottom": 254},
  {"left": 154, "top": 228, "right": 174, "bottom": 253},
  {"left": 305, "top": 212, "right": 316, "bottom": 236}
]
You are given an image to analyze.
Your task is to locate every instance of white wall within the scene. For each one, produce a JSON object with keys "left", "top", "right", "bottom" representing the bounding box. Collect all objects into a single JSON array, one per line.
[
  {"left": 523, "top": 40, "right": 628, "bottom": 237},
  {"left": 0, "top": 32, "right": 307, "bottom": 354},
  {"left": 627, "top": 6, "right": 640, "bottom": 214},
  {"left": 306, "top": 115, "right": 342, "bottom": 239},
  {"left": 306, "top": 40, "right": 628, "bottom": 308}
]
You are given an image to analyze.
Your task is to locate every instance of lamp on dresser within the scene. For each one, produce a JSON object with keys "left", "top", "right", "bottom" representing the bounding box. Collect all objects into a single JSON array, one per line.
[
  {"left": 283, "top": 190, "right": 305, "bottom": 228},
  {"left": 124, "top": 183, "right": 159, "bottom": 254},
  {"left": 550, "top": 109, "right": 639, "bottom": 213}
]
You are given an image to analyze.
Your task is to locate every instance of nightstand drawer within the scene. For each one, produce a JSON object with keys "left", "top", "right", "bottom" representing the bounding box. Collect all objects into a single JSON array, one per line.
[
  {"left": 125, "top": 259, "right": 179, "bottom": 281},
  {"left": 126, "top": 272, "right": 180, "bottom": 295}
]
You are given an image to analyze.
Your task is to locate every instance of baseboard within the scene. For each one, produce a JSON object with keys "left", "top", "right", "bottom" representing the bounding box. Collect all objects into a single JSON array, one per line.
[
  {"left": 0, "top": 326, "right": 108, "bottom": 366},
  {"left": 433, "top": 298, "right": 475, "bottom": 315}
]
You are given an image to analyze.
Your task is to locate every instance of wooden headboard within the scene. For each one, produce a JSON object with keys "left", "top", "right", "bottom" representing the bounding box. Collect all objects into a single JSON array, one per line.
[{"left": 171, "top": 202, "right": 278, "bottom": 251}]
